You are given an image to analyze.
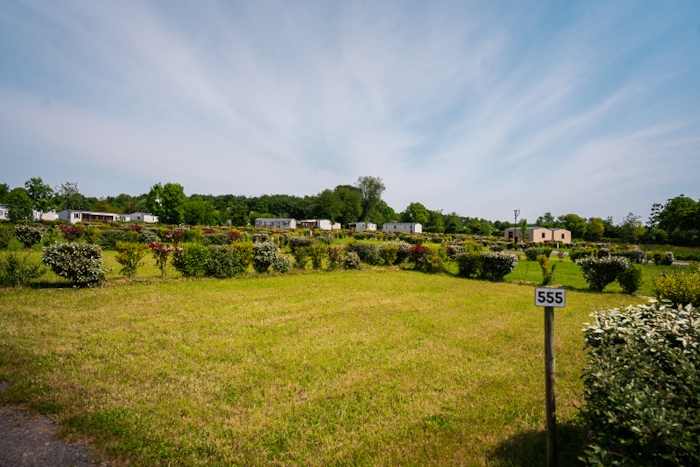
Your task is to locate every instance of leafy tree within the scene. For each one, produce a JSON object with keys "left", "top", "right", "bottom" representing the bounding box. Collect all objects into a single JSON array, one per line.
[
  {"left": 536, "top": 212, "right": 557, "bottom": 228},
  {"left": 227, "top": 204, "right": 250, "bottom": 226},
  {"left": 0, "top": 183, "right": 9, "bottom": 203},
  {"left": 588, "top": 217, "right": 605, "bottom": 240},
  {"left": 184, "top": 199, "right": 218, "bottom": 225},
  {"left": 93, "top": 198, "right": 121, "bottom": 213},
  {"left": 427, "top": 210, "right": 444, "bottom": 233},
  {"left": 24, "top": 177, "right": 54, "bottom": 215},
  {"left": 148, "top": 183, "right": 187, "bottom": 224},
  {"left": 55, "top": 182, "right": 90, "bottom": 210},
  {"left": 444, "top": 213, "right": 463, "bottom": 233},
  {"left": 619, "top": 213, "right": 645, "bottom": 243},
  {"left": 518, "top": 218, "right": 528, "bottom": 241},
  {"left": 401, "top": 202, "right": 429, "bottom": 226},
  {"left": 311, "top": 189, "right": 342, "bottom": 220},
  {"left": 558, "top": 213, "right": 587, "bottom": 239},
  {"left": 355, "top": 176, "right": 386, "bottom": 222},
  {"left": 650, "top": 195, "right": 699, "bottom": 232},
  {"left": 5, "top": 188, "right": 34, "bottom": 221},
  {"left": 334, "top": 185, "right": 363, "bottom": 226}
]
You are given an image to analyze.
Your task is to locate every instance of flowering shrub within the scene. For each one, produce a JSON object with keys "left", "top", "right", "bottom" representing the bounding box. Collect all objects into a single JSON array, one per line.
[
  {"left": 252, "top": 241, "right": 285, "bottom": 273},
  {"left": 274, "top": 253, "right": 293, "bottom": 273},
  {"left": 481, "top": 252, "right": 518, "bottom": 281},
  {"left": 444, "top": 244, "right": 464, "bottom": 258},
  {"left": 166, "top": 230, "right": 186, "bottom": 245},
  {"left": 380, "top": 243, "right": 399, "bottom": 266},
  {"left": 227, "top": 231, "right": 244, "bottom": 242},
  {"left": 138, "top": 229, "right": 159, "bottom": 245},
  {"left": 130, "top": 224, "right": 144, "bottom": 231},
  {"left": 149, "top": 242, "right": 175, "bottom": 278},
  {"left": 409, "top": 245, "right": 446, "bottom": 273},
  {"left": 663, "top": 251, "right": 675, "bottom": 265},
  {"left": 343, "top": 251, "right": 362, "bottom": 270},
  {"left": 115, "top": 241, "right": 149, "bottom": 278},
  {"left": 576, "top": 256, "right": 630, "bottom": 291},
  {"left": 230, "top": 242, "right": 254, "bottom": 271},
  {"left": 59, "top": 225, "right": 86, "bottom": 242},
  {"left": 327, "top": 247, "right": 343, "bottom": 271},
  {"left": 15, "top": 225, "right": 45, "bottom": 247},
  {"left": 579, "top": 301, "right": 700, "bottom": 466},
  {"left": 42, "top": 242, "right": 109, "bottom": 285},
  {"left": 0, "top": 251, "right": 46, "bottom": 287},
  {"left": 252, "top": 232, "right": 271, "bottom": 244},
  {"left": 381, "top": 241, "right": 410, "bottom": 263},
  {"left": 653, "top": 270, "right": 700, "bottom": 307},
  {"left": 408, "top": 245, "right": 430, "bottom": 268},
  {"left": 172, "top": 242, "right": 209, "bottom": 277},
  {"left": 613, "top": 249, "right": 646, "bottom": 265}
]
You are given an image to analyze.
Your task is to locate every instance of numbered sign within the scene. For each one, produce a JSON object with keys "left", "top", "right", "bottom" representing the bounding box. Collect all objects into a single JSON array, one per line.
[{"left": 535, "top": 288, "right": 566, "bottom": 308}]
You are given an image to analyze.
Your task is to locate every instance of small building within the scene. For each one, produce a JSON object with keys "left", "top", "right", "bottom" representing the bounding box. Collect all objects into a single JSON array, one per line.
[
  {"left": 254, "top": 218, "right": 297, "bottom": 229},
  {"left": 332, "top": 222, "right": 341, "bottom": 230},
  {"left": 348, "top": 221, "right": 377, "bottom": 231},
  {"left": 0, "top": 204, "right": 8, "bottom": 221},
  {"left": 58, "top": 210, "right": 122, "bottom": 224},
  {"left": 382, "top": 222, "right": 422, "bottom": 234},
  {"left": 504, "top": 226, "right": 571, "bottom": 244},
  {"left": 298, "top": 219, "right": 333, "bottom": 230},
  {"left": 126, "top": 212, "right": 159, "bottom": 223},
  {"left": 33, "top": 210, "right": 58, "bottom": 221}
]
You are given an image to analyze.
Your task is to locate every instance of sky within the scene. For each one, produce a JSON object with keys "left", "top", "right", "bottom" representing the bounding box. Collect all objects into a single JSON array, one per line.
[{"left": 1, "top": 0, "right": 699, "bottom": 224}]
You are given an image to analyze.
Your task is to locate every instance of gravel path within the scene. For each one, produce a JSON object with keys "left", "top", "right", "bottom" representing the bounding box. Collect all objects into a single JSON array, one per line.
[{"left": 0, "top": 383, "right": 107, "bottom": 467}]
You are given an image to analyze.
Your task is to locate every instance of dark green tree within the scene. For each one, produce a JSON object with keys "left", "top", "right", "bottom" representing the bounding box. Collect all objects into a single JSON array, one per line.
[
  {"left": 427, "top": 210, "right": 444, "bottom": 233},
  {"left": 311, "top": 189, "right": 342, "bottom": 220},
  {"left": 148, "top": 183, "right": 187, "bottom": 224},
  {"left": 355, "top": 176, "right": 385, "bottom": 222},
  {"left": 227, "top": 204, "right": 249, "bottom": 226},
  {"left": 334, "top": 185, "right": 363, "bottom": 227},
  {"left": 5, "top": 188, "right": 34, "bottom": 221},
  {"left": 557, "top": 213, "right": 587, "bottom": 239},
  {"left": 0, "top": 183, "right": 9, "bottom": 203},
  {"left": 401, "top": 202, "right": 429, "bottom": 226},
  {"left": 24, "top": 177, "right": 54, "bottom": 215}
]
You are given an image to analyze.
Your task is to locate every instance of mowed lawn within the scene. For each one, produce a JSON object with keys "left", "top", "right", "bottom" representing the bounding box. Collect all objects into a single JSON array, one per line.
[{"left": 1, "top": 269, "right": 641, "bottom": 466}]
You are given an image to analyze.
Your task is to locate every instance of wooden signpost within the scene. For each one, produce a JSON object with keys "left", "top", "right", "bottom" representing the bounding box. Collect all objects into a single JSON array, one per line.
[{"left": 535, "top": 287, "right": 566, "bottom": 467}]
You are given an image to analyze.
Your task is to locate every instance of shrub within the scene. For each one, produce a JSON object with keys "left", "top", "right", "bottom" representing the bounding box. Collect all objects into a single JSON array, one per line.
[
  {"left": 253, "top": 241, "right": 281, "bottom": 273},
  {"left": 289, "top": 236, "right": 314, "bottom": 252},
  {"left": 230, "top": 242, "right": 254, "bottom": 272},
  {"left": 115, "top": 241, "right": 150, "bottom": 278},
  {"left": 172, "top": 242, "right": 209, "bottom": 277},
  {"left": 617, "top": 263, "right": 643, "bottom": 294},
  {"left": 252, "top": 232, "right": 271, "bottom": 244},
  {"left": 139, "top": 229, "right": 159, "bottom": 245},
  {"left": 481, "top": 251, "right": 518, "bottom": 281},
  {"left": 343, "top": 251, "right": 362, "bottom": 270},
  {"left": 0, "top": 251, "right": 46, "bottom": 287},
  {"left": 166, "top": 230, "right": 186, "bottom": 245},
  {"left": 149, "top": 242, "right": 175, "bottom": 278},
  {"left": 424, "top": 246, "right": 447, "bottom": 273},
  {"left": 0, "top": 224, "right": 14, "bottom": 249},
  {"left": 227, "top": 231, "right": 244, "bottom": 243},
  {"left": 454, "top": 251, "right": 482, "bottom": 278},
  {"left": 346, "top": 242, "right": 381, "bottom": 265},
  {"left": 444, "top": 244, "right": 464, "bottom": 258},
  {"left": 537, "top": 254, "right": 555, "bottom": 286},
  {"left": 273, "top": 253, "right": 293, "bottom": 273},
  {"left": 59, "top": 225, "right": 86, "bottom": 242},
  {"left": 570, "top": 248, "right": 596, "bottom": 261},
  {"left": 184, "top": 228, "right": 203, "bottom": 243},
  {"left": 15, "top": 225, "right": 45, "bottom": 248},
  {"left": 206, "top": 245, "right": 248, "bottom": 278},
  {"left": 662, "top": 251, "right": 675, "bottom": 265},
  {"left": 292, "top": 246, "right": 311, "bottom": 269},
  {"left": 353, "top": 232, "right": 365, "bottom": 240},
  {"left": 408, "top": 245, "right": 430, "bottom": 270},
  {"left": 381, "top": 241, "right": 411, "bottom": 263},
  {"left": 98, "top": 229, "right": 138, "bottom": 250},
  {"left": 579, "top": 302, "right": 700, "bottom": 466},
  {"left": 653, "top": 271, "right": 700, "bottom": 307},
  {"left": 381, "top": 243, "right": 399, "bottom": 266},
  {"left": 201, "top": 233, "right": 229, "bottom": 246},
  {"left": 85, "top": 226, "right": 101, "bottom": 244},
  {"left": 42, "top": 242, "right": 109, "bottom": 285},
  {"left": 576, "top": 256, "right": 630, "bottom": 292},
  {"left": 524, "top": 248, "right": 543, "bottom": 261},
  {"left": 309, "top": 242, "right": 328, "bottom": 270},
  {"left": 327, "top": 247, "right": 343, "bottom": 271},
  {"left": 613, "top": 249, "right": 647, "bottom": 265}
]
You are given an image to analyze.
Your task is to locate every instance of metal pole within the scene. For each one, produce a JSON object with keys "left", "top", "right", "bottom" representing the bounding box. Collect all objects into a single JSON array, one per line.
[{"left": 545, "top": 306, "right": 557, "bottom": 467}]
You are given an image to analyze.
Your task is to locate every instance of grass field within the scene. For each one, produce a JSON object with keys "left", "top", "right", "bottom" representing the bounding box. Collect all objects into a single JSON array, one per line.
[{"left": 0, "top": 262, "right": 648, "bottom": 466}]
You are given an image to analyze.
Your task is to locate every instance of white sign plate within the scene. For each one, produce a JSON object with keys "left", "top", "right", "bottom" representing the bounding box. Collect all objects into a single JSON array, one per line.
[{"left": 535, "top": 288, "right": 566, "bottom": 308}]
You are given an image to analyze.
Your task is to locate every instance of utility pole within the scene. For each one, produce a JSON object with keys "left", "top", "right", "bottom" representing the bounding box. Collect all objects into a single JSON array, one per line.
[{"left": 514, "top": 208, "right": 520, "bottom": 243}]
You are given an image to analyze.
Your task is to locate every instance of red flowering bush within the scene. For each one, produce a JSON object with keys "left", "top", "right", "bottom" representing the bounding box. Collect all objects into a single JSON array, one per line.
[
  {"left": 166, "top": 230, "right": 186, "bottom": 245},
  {"left": 227, "top": 231, "right": 244, "bottom": 242},
  {"left": 149, "top": 242, "right": 176, "bottom": 278},
  {"left": 60, "top": 225, "right": 86, "bottom": 242},
  {"left": 130, "top": 224, "right": 144, "bottom": 231}
]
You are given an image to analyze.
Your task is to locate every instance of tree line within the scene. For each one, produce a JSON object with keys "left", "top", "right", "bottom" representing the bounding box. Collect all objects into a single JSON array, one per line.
[{"left": 1, "top": 178, "right": 698, "bottom": 245}]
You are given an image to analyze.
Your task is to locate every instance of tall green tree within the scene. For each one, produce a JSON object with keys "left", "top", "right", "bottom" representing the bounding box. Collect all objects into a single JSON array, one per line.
[
  {"left": 619, "top": 213, "right": 645, "bottom": 243},
  {"left": 355, "top": 176, "right": 385, "bottom": 222},
  {"left": 444, "top": 213, "right": 463, "bottom": 233},
  {"left": 55, "top": 182, "right": 91, "bottom": 210},
  {"left": 148, "top": 183, "right": 187, "bottom": 224},
  {"left": 558, "top": 213, "right": 587, "bottom": 239},
  {"left": 588, "top": 217, "right": 605, "bottom": 240},
  {"left": 25, "top": 177, "right": 54, "bottom": 215},
  {"left": 184, "top": 199, "right": 218, "bottom": 225},
  {"left": 334, "top": 185, "right": 363, "bottom": 227},
  {"left": 650, "top": 195, "right": 699, "bottom": 232},
  {"left": 536, "top": 212, "right": 557, "bottom": 228},
  {"left": 311, "top": 189, "right": 342, "bottom": 220},
  {"left": 227, "top": 204, "right": 249, "bottom": 226},
  {"left": 0, "top": 183, "right": 9, "bottom": 204},
  {"left": 5, "top": 188, "right": 34, "bottom": 221},
  {"left": 401, "top": 202, "right": 429, "bottom": 226},
  {"left": 427, "top": 210, "right": 444, "bottom": 233}
]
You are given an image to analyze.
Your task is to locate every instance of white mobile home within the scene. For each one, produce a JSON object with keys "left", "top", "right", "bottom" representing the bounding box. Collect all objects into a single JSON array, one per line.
[
  {"left": 254, "top": 218, "right": 297, "bottom": 229},
  {"left": 382, "top": 222, "right": 422, "bottom": 234}
]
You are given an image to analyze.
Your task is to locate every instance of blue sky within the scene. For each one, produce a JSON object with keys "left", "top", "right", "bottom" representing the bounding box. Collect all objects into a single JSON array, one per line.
[{"left": 1, "top": 0, "right": 699, "bottom": 223}]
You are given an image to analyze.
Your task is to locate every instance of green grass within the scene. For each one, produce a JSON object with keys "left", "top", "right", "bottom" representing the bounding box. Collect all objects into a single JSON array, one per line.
[{"left": 0, "top": 265, "right": 644, "bottom": 466}]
